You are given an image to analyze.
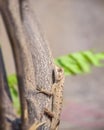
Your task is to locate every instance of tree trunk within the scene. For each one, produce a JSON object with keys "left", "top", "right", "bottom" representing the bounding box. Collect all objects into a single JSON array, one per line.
[{"left": 0, "top": 0, "right": 64, "bottom": 130}]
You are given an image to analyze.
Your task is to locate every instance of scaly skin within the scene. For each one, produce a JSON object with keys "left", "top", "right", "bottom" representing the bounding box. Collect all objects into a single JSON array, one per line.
[
  {"left": 37, "top": 66, "right": 64, "bottom": 130},
  {"left": 50, "top": 66, "right": 64, "bottom": 130}
]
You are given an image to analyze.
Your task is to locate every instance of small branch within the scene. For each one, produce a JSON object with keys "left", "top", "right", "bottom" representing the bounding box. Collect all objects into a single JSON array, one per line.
[
  {"left": 0, "top": 47, "right": 15, "bottom": 130},
  {"left": 0, "top": 48, "right": 12, "bottom": 101},
  {"left": 0, "top": 64, "right": 7, "bottom": 130}
]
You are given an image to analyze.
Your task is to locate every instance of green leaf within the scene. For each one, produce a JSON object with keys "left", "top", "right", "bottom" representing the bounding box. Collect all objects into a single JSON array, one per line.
[
  {"left": 95, "top": 52, "right": 104, "bottom": 61},
  {"left": 7, "top": 74, "right": 20, "bottom": 114},
  {"left": 7, "top": 74, "right": 17, "bottom": 88},
  {"left": 69, "top": 53, "right": 90, "bottom": 73},
  {"left": 82, "top": 51, "right": 102, "bottom": 66}
]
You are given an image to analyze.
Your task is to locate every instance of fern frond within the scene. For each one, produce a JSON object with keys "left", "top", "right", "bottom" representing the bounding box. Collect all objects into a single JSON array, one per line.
[{"left": 55, "top": 51, "right": 104, "bottom": 75}]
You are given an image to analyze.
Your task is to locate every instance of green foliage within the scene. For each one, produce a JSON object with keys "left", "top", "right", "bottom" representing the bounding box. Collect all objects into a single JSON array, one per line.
[
  {"left": 7, "top": 74, "right": 20, "bottom": 114},
  {"left": 55, "top": 50, "right": 104, "bottom": 75},
  {"left": 8, "top": 74, "right": 17, "bottom": 88},
  {"left": 7, "top": 50, "right": 104, "bottom": 114}
]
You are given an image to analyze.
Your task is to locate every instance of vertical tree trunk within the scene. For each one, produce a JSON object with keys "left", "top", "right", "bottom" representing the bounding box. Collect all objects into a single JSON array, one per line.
[{"left": 20, "top": 1, "right": 55, "bottom": 129}]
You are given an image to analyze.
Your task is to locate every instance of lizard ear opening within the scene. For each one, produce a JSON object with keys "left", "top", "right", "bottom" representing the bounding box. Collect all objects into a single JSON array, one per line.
[{"left": 52, "top": 70, "right": 55, "bottom": 84}]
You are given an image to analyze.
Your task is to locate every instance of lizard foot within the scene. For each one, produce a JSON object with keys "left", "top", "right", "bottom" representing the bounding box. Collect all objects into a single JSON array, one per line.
[
  {"left": 44, "top": 108, "right": 54, "bottom": 118},
  {"left": 29, "top": 121, "right": 46, "bottom": 130}
]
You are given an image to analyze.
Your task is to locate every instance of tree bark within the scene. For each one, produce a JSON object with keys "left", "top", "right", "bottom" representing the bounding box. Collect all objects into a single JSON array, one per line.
[
  {"left": 0, "top": 0, "right": 62, "bottom": 130},
  {"left": 20, "top": 1, "right": 55, "bottom": 129}
]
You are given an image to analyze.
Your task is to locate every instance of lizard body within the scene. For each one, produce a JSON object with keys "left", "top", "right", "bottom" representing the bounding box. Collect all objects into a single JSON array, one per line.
[
  {"left": 50, "top": 66, "right": 64, "bottom": 130},
  {"left": 37, "top": 66, "right": 64, "bottom": 130}
]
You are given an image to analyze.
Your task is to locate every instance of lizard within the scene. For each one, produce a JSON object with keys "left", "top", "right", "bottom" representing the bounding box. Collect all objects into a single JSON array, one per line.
[{"left": 37, "top": 65, "right": 64, "bottom": 130}]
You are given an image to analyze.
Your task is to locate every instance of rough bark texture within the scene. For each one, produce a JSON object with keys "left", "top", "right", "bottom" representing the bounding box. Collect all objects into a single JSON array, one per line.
[
  {"left": 21, "top": 1, "right": 55, "bottom": 129},
  {"left": 0, "top": 0, "right": 62, "bottom": 130}
]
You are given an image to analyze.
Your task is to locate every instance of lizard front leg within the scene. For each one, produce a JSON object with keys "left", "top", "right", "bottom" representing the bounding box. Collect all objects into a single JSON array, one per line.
[
  {"left": 36, "top": 87, "right": 53, "bottom": 97},
  {"left": 36, "top": 86, "right": 55, "bottom": 118},
  {"left": 36, "top": 86, "right": 55, "bottom": 115}
]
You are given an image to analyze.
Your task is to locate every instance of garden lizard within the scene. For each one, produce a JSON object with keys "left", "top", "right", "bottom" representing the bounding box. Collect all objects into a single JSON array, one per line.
[{"left": 37, "top": 66, "right": 64, "bottom": 130}]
